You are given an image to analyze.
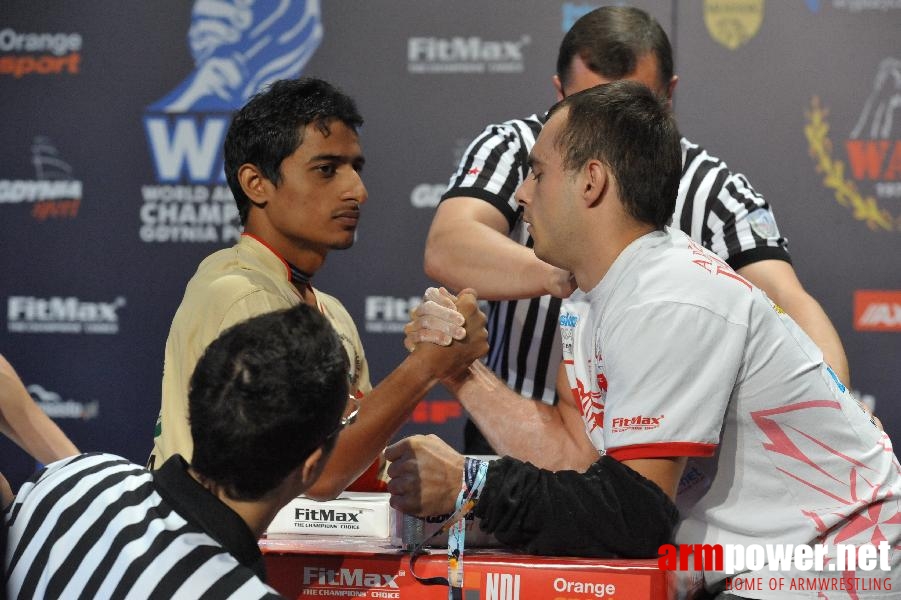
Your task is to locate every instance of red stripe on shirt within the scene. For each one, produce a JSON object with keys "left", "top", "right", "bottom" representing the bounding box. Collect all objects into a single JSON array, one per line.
[
  {"left": 241, "top": 232, "right": 291, "bottom": 281},
  {"left": 607, "top": 442, "right": 717, "bottom": 462}
]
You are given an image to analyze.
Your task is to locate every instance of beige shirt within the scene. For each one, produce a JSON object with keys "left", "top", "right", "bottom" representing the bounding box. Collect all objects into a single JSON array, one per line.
[{"left": 150, "top": 234, "right": 371, "bottom": 467}]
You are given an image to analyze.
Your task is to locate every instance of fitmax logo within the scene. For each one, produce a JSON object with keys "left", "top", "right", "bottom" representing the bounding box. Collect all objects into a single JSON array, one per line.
[
  {"left": 408, "top": 35, "right": 530, "bottom": 74},
  {"left": 365, "top": 296, "right": 421, "bottom": 333},
  {"left": 8, "top": 296, "right": 125, "bottom": 334},
  {"left": 294, "top": 508, "right": 361, "bottom": 523},
  {"left": 611, "top": 415, "right": 664, "bottom": 431},
  {"left": 408, "top": 36, "right": 527, "bottom": 61},
  {"left": 302, "top": 567, "right": 399, "bottom": 589}
]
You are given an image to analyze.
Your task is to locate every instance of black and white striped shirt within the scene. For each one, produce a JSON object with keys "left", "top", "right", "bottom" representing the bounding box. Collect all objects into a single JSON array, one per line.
[
  {"left": 4, "top": 453, "right": 282, "bottom": 599},
  {"left": 442, "top": 113, "right": 790, "bottom": 407}
]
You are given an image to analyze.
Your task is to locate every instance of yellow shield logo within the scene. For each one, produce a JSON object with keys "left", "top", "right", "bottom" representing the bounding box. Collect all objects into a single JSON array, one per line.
[{"left": 704, "top": 0, "right": 765, "bottom": 50}]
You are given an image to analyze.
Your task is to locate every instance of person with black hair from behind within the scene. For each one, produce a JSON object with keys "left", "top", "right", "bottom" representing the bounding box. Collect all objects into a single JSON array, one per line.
[{"left": 7, "top": 304, "right": 356, "bottom": 598}]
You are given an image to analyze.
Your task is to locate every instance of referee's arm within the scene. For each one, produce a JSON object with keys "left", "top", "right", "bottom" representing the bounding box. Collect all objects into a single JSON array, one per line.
[{"left": 424, "top": 197, "right": 574, "bottom": 300}]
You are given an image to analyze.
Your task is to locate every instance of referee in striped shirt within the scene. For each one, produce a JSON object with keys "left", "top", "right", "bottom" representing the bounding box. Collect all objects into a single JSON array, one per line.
[
  {"left": 424, "top": 6, "right": 849, "bottom": 454},
  {"left": 4, "top": 304, "right": 350, "bottom": 599}
]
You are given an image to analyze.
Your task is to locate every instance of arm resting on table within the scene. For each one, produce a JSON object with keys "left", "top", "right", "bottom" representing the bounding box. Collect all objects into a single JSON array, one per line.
[{"left": 473, "top": 454, "right": 681, "bottom": 558}]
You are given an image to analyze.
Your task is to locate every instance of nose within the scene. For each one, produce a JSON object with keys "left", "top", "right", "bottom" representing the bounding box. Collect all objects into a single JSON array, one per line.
[
  {"left": 514, "top": 174, "right": 533, "bottom": 208},
  {"left": 346, "top": 169, "right": 367, "bottom": 205}
]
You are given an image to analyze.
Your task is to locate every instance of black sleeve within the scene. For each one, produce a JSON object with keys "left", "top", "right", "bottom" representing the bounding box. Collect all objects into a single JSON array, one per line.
[{"left": 472, "top": 455, "right": 679, "bottom": 558}]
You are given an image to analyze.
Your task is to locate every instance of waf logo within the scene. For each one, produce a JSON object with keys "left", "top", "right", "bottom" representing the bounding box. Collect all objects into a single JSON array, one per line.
[
  {"left": 805, "top": 57, "right": 901, "bottom": 232},
  {"left": 611, "top": 415, "right": 664, "bottom": 433},
  {"left": 141, "top": 0, "right": 322, "bottom": 244},
  {"left": 854, "top": 290, "right": 901, "bottom": 332}
]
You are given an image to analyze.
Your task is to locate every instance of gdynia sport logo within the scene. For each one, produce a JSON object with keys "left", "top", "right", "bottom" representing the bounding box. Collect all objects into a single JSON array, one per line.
[{"left": 659, "top": 542, "right": 893, "bottom": 594}]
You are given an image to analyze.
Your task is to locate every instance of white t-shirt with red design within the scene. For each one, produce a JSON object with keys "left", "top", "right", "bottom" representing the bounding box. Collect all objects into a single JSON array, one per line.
[{"left": 559, "top": 228, "right": 900, "bottom": 598}]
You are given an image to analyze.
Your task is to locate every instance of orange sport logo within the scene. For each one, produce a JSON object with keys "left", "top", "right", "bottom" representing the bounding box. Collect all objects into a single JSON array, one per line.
[
  {"left": 854, "top": 290, "right": 901, "bottom": 332},
  {"left": 0, "top": 28, "right": 82, "bottom": 78}
]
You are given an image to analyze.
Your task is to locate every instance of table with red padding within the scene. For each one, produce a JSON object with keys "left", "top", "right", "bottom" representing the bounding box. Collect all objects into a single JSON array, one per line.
[{"left": 260, "top": 535, "right": 703, "bottom": 600}]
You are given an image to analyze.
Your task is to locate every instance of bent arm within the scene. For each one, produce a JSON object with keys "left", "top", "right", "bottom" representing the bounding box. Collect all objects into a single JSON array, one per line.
[
  {"left": 694, "top": 148, "right": 849, "bottom": 384},
  {"left": 0, "top": 472, "right": 12, "bottom": 508},
  {"left": 473, "top": 454, "right": 682, "bottom": 557},
  {"left": 0, "top": 355, "right": 79, "bottom": 465},
  {"left": 444, "top": 361, "right": 598, "bottom": 472},
  {"left": 738, "top": 259, "right": 850, "bottom": 385},
  {"left": 304, "top": 355, "right": 439, "bottom": 500},
  {"left": 305, "top": 293, "right": 489, "bottom": 500},
  {"left": 424, "top": 197, "right": 574, "bottom": 300}
]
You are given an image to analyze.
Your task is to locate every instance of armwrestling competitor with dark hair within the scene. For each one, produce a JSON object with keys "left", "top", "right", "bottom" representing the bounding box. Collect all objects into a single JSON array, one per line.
[
  {"left": 391, "top": 82, "right": 900, "bottom": 599},
  {"left": 425, "top": 5, "right": 849, "bottom": 457},
  {"left": 149, "top": 77, "right": 488, "bottom": 499}
]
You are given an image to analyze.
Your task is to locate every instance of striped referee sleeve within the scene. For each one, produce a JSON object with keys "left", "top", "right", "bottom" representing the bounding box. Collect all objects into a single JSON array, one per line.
[
  {"left": 5, "top": 454, "right": 281, "bottom": 600},
  {"left": 675, "top": 138, "right": 789, "bottom": 270},
  {"left": 443, "top": 115, "right": 543, "bottom": 230},
  {"left": 443, "top": 115, "right": 562, "bottom": 405}
]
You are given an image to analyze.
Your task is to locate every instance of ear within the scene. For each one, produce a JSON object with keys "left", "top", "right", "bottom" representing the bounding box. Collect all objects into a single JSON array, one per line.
[
  {"left": 582, "top": 159, "right": 608, "bottom": 207},
  {"left": 299, "top": 446, "right": 329, "bottom": 489},
  {"left": 238, "top": 163, "right": 271, "bottom": 209},
  {"left": 664, "top": 75, "right": 679, "bottom": 109},
  {"left": 552, "top": 74, "right": 565, "bottom": 102}
]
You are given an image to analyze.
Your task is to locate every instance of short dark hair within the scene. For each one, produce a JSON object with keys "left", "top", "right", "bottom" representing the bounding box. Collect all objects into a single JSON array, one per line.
[
  {"left": 189, "top": 303, "right": 349, "bottom": 501},
  {"left": 224, "top": 77, "right": 364, "bottom": 225},
  {"left": 548, "top": 80, "right": 681, "bottom": 229},
  {"left": 556, "top": 6, "right": 673, "bottom": 92}
]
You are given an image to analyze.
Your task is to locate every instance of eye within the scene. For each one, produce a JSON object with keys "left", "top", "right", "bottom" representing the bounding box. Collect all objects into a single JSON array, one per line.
[
  {"left": 530, "top": 170, "right": 541, "bottom": 182},
  {"left": 316, "top": 164, "right": 337, "bottom": 177}
]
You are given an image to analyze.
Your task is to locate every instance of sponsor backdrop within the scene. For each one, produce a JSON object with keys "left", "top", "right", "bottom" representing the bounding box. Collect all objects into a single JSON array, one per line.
[{"left": 1, "top": 1, "right": 899, "bottom": 489}]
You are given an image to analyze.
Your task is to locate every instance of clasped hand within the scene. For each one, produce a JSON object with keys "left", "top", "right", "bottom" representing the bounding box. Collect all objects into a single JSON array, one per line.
[
  {"left": 403, "top": 287, "right": 488, "bottom": 382},
  {"left": 389, "top": 288, "right": 488, "bottom": 516},
  {"left": 385, "top": 434, "right": 464, "bottom": 517}
]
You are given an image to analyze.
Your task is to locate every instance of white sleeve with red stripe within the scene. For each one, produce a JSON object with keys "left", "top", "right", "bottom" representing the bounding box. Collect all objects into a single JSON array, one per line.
[{"left": 599, "top": 301, "right": 747, "bottom": 462}]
